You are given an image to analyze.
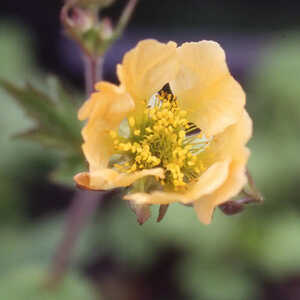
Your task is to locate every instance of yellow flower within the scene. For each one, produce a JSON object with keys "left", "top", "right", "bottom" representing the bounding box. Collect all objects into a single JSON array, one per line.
[{"left": 74, "top": 39, "right": 252, "bottom": 224}]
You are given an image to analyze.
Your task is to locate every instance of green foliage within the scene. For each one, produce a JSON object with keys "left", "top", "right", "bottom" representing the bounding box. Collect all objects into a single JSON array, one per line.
[
  {"left": 0, "top": 216, "right": 93, "bottom": 274},
  {"left": 0, "top": 215, "right": 98, "bottom": 300},
  {"left": 0, "top": 265, "right": 95, "bottom": 300},
  {"left": 0, "top": 21, "right": 58, "bottom": 224},
  {"left": 0, "top": 79, "right": 82, "bottom": 153},
  {"left": 2, "top": 20, "right": 300, "bottom": 300},
  {"left": 0, "top": 23, "right": 85, "bottom": 187}
]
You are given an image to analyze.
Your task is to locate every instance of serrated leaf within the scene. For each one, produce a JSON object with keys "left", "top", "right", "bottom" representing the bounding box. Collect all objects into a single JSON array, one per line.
[
  {"left": 0, "top": 78, "right": 86, "bottom": 186},
  {"left": 0, "top": 79, "right": 82, "bottom": 154},
  {"left": 16, "top": 128, "right": 75, "bottom": 151}
]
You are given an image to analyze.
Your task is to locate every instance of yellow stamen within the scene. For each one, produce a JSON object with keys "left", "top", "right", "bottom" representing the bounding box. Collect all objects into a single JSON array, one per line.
[{"left": 110, "top": 90, "right": 211, "bottom": 191}]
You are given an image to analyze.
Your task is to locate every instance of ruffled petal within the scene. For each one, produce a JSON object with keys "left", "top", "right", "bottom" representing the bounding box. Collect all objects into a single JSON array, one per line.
[
  {"left": 80, "top": 82, "right": 134, "bottom": 171},
  {"left": 74, "top": 168, "right": 164, "bottom": 190},
  {"left": 182, "top": 160, "right": 230, "bottom": 203},
  {"left": 117, "top": 39, "right": 178, "bottom": 107},
  {"left": 170, "top": 41, "right": 245, "bottom": 136},
  {"left": 82, "top": 130, "right": 113, "bottom": 171},
  {"left": 193, "top": 112, "right": 252, "bottom": 224},
  {"left": 82, "top": 82, "right": 134, "bottom": 131},
  {"left": 124, "top": 191, "right": 184, "bottom": 205},
  {"left": 206, "top": 109, "right": 252, "bottom": 161},
  {"left": 125, "top": 160, "right": 230, "bottom": 205},
  {"left": 194, "top": 147, "right": 250, "bottom": 224}
]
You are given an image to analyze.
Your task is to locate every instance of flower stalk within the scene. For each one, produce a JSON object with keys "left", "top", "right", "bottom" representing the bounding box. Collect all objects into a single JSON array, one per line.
[
  {"left": 47, "top": 0, "right": 139, "bottom": 287},
  {"left": 46, "top": 190, "right": 102, "bottom": 287},
  {"left": 83, "top": 55, "right": 103, "bottom": 95},
  {"left": 61, "top": 0, "right": 138, "bottom": 59}
]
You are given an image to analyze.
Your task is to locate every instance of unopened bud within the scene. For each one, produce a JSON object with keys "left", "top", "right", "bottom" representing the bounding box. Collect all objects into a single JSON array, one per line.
[
  {"left": 68, "top": 7, "right": 94, "bottom": 33},
  {"left": 219, "top": 201, "right": 244, "bottom": 215},
  {"left": 100, "top": 17, "right": 113, "bottom": 39}
]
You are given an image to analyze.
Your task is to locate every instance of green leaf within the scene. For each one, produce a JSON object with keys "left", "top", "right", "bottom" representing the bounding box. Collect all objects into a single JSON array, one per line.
[
  {"left": 0, "top": 79, "right": 82, "bottom": 153},
  {"left": 0, "top": 78, "right": 85, "bottom": 185}
]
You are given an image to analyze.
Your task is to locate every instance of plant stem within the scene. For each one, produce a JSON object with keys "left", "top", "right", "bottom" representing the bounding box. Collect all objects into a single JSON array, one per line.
[
  {"left": 246, "top": 168, "right": 264, "bottom": 203},
  {"left": 84, "top": 55, "right": 103, "bottom": 95},
  {"left": 47, "top": 0, "right": 139, "bottom": 287},
  {"left": 47, "top": 190, "right": 103, "bottom": 287},
  {"left": 112, "top": 0, "right": 138, "bottom": 38},
  {"left": 47, "top": 54, "right": 104, "bottom": 288}
]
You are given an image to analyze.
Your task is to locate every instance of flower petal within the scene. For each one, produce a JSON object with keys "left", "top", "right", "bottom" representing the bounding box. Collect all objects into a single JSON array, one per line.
[
  {"left": 125, "top": 160, "right": 230, "bottom": 205},
  {"left": 193, "top": 112, "right": 252, "bottom": 224},
  {"left": 82, "top": 130, "right": 113, "bottom": 171},
  {"left": 170, "top": 41, "right": 245, "bottom": 136},
  {"left": 82, "top": 82, "right": 134, "bottom": 131},
  {"left": 206, "top": 109, "right": 252, "bottom": 161},
  {"left": 74, "top": 168, "right": 164, "bottom": 190},
  {"left": 80, "top": 82, "right": 134, "bottom": 171},
  {"left": 117, "top": 39, "right": 178, "bottom": 107},
  {"left": 182, "top": 160, "right": 230, "bottom": 203},
  {"left": 124, "top": 191, "right": 184, "bottom": 205},
  {"left": 194, "top": 147, "right": 250, "bottom": 224}
]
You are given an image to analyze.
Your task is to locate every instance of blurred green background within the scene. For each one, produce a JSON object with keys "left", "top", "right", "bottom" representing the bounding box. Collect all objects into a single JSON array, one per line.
[{"left": 1, "top": 1, "right": 300, "bottom": 300}]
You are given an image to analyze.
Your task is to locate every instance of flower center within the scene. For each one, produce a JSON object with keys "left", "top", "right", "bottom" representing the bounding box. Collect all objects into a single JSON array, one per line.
[{"left": 109, "top": 89, "right": 211, "bottom": 191}]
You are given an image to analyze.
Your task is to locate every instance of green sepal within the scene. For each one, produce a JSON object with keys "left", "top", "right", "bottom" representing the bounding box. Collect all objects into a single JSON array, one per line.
[{"left": 128, "top": 200, "right": 151, "bottom": 225}]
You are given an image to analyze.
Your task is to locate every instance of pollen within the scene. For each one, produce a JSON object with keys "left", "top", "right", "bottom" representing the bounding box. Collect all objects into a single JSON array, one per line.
[{"left": 109, "top": 89, "right": 211, "bottom": 191}]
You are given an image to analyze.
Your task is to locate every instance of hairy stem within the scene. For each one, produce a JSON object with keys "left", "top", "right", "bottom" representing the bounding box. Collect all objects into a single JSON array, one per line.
[
  {"left": 47, "top": 54, "right": 104, "bottom": 288},
  {"left": 47, "top": 0, "right": 139, "bottom": 287},
  {"left": 84, "top": 55, "right": 103, "bottom": 95},
  {"left": 47, "top": 190, "right": 103, "bottom": 286},
  {"left": 113, "top": 0, "right": 138, "bottom": 39}
]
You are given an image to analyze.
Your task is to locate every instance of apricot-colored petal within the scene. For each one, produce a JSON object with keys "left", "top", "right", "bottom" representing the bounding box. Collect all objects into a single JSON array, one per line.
[
  {"left": 82, "top": 82, "right": 134, "bottom": 132},
  {"left": 117, "top": 39, "right": 178, "bottom": 106},
  {"left": 78, "top": 95, "right": 96, "bottom": 121},
  {"left": 81, "top": 130, "right": 113, "bottom": 171},
  {"left": 74, "top": 168, "right": 164, "bottom": 190},
  {"left": 170, "top": 41, "right": 245, "bottom": 136},
  {"left": 193, "top": 112, "right": 252, "bottom": 225},
  {"left": 207, "top": 110, "right": 252, "bottom": 161},
  {"left": 79, "top": 82, "right": 134, "bottom": 171},
  {"left": 124, "top": 191, "right": 184, "bottom": 205},
  {"left": 125, "top": 160, "right": 230, "bottom": 205},
  {"left": 74, "top": 172, "right": 91, "bottom": 190},
  {"left": 182, "top": 160, "right": 230, "bottom": 203},
  {"left": 194, "top": 147, "right": 250, "bottom": 224},
  {"left": 193, "top": 197, "right": 216, "bottom": 225}
]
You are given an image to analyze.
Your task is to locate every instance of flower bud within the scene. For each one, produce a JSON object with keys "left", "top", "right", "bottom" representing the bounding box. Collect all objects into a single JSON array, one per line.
[
  {"left": 68, "top": 7, "right": 94, "bottom": 33},
  {"left": 219, "top": 201, "right": 244, "bottom": 215},
  {"left": 99, "top": 17, "right": 113, "bottom": 39}
]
